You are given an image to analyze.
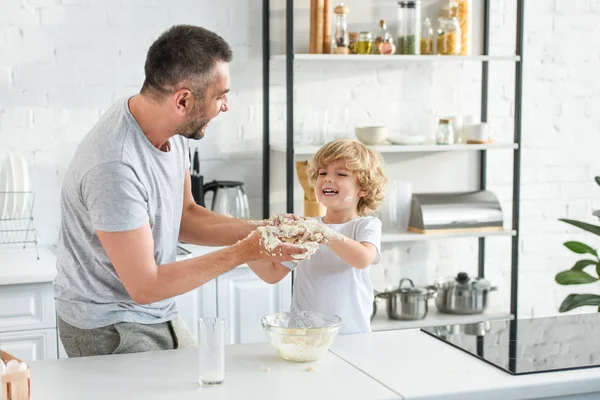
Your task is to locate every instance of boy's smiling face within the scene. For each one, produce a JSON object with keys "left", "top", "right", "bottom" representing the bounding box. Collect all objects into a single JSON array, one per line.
[{"left": 315, "top": 159, "right": 367, "bottom": 214}]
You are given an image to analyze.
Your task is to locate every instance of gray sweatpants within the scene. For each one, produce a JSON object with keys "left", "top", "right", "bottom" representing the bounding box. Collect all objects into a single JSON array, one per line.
[{"left": 58, "top": 314, "right": 198, "bottom": 357}]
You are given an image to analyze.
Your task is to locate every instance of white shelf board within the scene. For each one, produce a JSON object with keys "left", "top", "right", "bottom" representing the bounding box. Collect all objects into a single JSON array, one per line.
[
  {"left": 370, "top": 306, "right": 513, "bottom": 332},
  {"left": 381, "top": 229, "right": 516, "bottom": 243},
  {"left": 271, "top": 142, "right": 518, "bottom": 155},
  {"left": 272, "top": 54, "right": 521, "bottom": 62}
]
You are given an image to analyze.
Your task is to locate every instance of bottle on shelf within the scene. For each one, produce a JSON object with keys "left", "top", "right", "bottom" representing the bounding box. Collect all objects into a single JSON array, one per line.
[
  {"left": 420, "top": 17, "right": 434, "bottom": 55},
  {"left": 396, "top": 0, "right": 422, "bottom": 55},
  {"left": 356, "top": 31, "right": 373, "bottom": 55},
  {"left": 437, "top": 17, "right": 461, "bottom": 56},
  {"left": 333, "top": 3, "right": 350, "bottom": 54},
  {"left": 436, "top": 118, "right": 455, "bottom": 145},
  {"left": 374, "top": 19, "right": 392, "bottom": 54}
]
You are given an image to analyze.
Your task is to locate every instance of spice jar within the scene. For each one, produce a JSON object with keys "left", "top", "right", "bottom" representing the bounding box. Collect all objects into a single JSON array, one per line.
[
  {"left": 420, "top": 17, "right": 434, "bottom": 55},
  {"left": 379, "top": 37, "right": 396, "bottom": 55},
  {"left": 356, "top": 31, "right": 372, "bottom": 55},
  {"left": 436, "top": 118, "right": 455, "bottom": 145},
  {"left": 397, "top": 0, "right": 422, "bottom": 55},
  {"left": 334, "top": 3, "right": 350, "bottom": 54},
  {"left": 348, "top": 32, "right": 359, "bottom": 54},
  {"left": 437, "top": 17, "right": 461, "bottom": 55}
]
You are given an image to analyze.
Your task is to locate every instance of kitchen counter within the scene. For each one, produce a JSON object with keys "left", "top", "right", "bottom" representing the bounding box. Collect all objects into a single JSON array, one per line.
[
  {"left": 0, "top": 245, "right": 57, "bottom": 285},
  {"left": 27, "top": 329, "right": 600, "bottom": 399},
  {"left": 28, "top": 341, "right": 400, "bottom": 400},
  {"left": 331, "top": 330, "right": 600, "bottom": 400}
]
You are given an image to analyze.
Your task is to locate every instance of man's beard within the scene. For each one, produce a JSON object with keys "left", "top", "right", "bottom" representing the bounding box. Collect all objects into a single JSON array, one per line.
[{"left": 177, "top": 111, "right": 210, "bottom": 141}]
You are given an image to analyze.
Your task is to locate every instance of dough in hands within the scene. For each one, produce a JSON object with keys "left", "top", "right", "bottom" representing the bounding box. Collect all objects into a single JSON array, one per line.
[{"left": 255, "top": 214, "right": 334, "bottom": 260}]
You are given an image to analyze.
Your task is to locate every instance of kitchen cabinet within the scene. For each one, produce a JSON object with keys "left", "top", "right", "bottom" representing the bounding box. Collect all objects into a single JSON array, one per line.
[
  {"left": 174, "top": 266, "right": 292, "bottom": 346},
  {"left": 0, "top": 328, "right": 58, "bottom": 361},
  {"left": 0, "top": 282, "right": 58, "bottom": 362},
  {"left": 174, "top": 279, "right": 217, "bottom": 339},
  {"left": 217, "top": 268, "right": 292, "bottom": 345}
]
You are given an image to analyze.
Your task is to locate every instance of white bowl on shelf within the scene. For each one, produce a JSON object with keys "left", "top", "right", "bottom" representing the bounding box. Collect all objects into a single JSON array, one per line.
[
  {"left": 355, "top": 126, "right": 388, "bottom": 145},
  {"left": 387, "top": 135, "right": 428, "bottom": 145}
]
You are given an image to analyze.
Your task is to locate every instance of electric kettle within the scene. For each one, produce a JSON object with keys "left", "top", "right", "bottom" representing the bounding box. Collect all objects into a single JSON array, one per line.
[{"left": 203, "top": 180, "right": 251, "bottom": 219}]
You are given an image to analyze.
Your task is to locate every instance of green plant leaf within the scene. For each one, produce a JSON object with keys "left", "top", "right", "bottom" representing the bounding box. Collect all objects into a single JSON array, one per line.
[
  {"left": 555, "top": 270, "right": 598, "bottom": 285},
  {"left": 595, "top": 176, "right": 600, "bottom": 187},
  {"left": 563, "top": 241, "right": 598, "bottom": 256},
  {"left": 572, "top": 259, "right": 599, "bottom": 271},
  {"left": 559, "top": 294, "right": 600, "bottom": 312},
  {"left": 559, "top": 219, "right": 600, "bottom": 237}
]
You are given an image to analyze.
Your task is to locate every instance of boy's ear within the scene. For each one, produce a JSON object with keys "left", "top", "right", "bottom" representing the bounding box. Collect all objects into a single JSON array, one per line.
[{"left": 358, "top": 189, "right": 368, "bottom": 198}]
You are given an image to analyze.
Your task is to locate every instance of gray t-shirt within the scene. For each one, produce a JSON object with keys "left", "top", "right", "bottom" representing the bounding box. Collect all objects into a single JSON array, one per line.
[
  {"left": 54, "top": 97, "right": 190, "bottom": 329},
  {"left": 284, "top": 216, "right": 382, "bottom": 335}
]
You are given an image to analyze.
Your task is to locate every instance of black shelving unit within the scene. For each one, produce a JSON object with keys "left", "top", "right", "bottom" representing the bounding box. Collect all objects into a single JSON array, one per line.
[{"left": 262, "top": 0, "right": 525, "bottom": 324}]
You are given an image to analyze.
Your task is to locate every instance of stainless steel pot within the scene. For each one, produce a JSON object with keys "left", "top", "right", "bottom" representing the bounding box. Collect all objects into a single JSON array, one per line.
[
  {"left": 429, "top": 272, "right": 497, "bottom": 315},
  {"left": 376, "top": 278, "right": 437, "bottom": 321}
]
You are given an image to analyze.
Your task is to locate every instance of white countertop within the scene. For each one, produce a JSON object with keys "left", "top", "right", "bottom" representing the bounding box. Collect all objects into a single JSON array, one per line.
[
  {"left": 0, "top": 245, "right": 57, "bottom": 285},
  {"left": 331, "top": 330, "right": 600, "bottom": 400},
  {"left": 29, "top": 342, "right": 400, "bottom": 400}
]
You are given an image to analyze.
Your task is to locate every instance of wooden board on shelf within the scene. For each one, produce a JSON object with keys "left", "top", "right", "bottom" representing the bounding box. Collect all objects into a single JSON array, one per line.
[{"left": 370, "top": 307, "right": 513, "bottom": 332}]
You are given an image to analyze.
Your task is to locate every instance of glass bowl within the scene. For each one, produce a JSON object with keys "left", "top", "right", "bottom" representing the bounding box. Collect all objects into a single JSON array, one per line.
[{"left": 261, "top": 311, "right": 342, "bottom": 362}]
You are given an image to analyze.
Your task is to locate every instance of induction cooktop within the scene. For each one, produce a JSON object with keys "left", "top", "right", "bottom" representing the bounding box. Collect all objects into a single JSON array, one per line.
[{"left": 421, "top": 313, "right": 600, "bottom": 375}]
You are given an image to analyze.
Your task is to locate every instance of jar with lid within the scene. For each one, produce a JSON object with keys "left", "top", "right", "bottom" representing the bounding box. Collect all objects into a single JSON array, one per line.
[
  {"left": 420, "top": 17, "right": 434, "bottom": 55},
  {"left": 437, "top": 17, "right": 461, "bottom": 55},
  {"left": 356, "top": 31, "right": 372, "bottom": 55},
  {"left": 448, "top": 0, "right": 469, "bottom": 55},
  {"left": 348, "top": 32, "right": 359, "bottom": 54},
  {"left": 374, "top": 20, "right": 392, "bottom": 54},
  {"left": 396, "top": 0, "right": 422, "bottom": 55},
  {"left": 436, "top": 118, "right": 455, "bottom": 145},
  {"left": 333, "top": 3, "right": 350, "bottom": 54}
]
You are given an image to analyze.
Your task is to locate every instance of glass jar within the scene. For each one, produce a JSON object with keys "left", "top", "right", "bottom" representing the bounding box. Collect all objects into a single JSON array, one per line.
[
  {"left": 356, "top": 31, "right": 372, "bottom": 55},
  {"left": 348, "top": 32, "right": 359, "bottom": 54},
  {"left": 437, "top": 17, "right": 461, "bottom": 55},
  {"left": 436, "top": 118, "right": 455, "bottom": 145},
  {"left": 397, "top": 0, "right": 422, "bottom": 55},
  {"left": 334, "top": 3, "right": 350, "bottom": 54},
  {"left": 420, "top": 17, "right": 434, "bottom": 55}
]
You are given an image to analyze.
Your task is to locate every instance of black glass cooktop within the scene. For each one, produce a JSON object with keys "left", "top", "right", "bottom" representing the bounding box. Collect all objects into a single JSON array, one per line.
[{"left": 422, "top": 313, "right": 600, "bottom": 375}]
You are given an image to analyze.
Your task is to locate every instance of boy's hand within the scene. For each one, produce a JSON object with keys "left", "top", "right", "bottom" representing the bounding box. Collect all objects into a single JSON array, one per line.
[{"left": 311, "top": 224, "right": 346, "bottom": 244}]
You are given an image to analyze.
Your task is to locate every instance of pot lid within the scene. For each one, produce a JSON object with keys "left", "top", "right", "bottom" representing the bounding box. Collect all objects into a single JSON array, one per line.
[
  {"left": 442, "top": 272, "right": 492, "bottom": 291},
  {"left": 395, "top": 278, "right": 429, "bottom": 295}
]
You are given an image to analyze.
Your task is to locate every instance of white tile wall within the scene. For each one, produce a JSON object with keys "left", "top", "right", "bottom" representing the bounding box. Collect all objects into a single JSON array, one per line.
[{"left": 0, "top": 0, "right": 598, "bottom": 319}]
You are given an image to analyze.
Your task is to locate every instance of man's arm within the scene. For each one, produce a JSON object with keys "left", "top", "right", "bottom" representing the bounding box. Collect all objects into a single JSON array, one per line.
[
  {"left": 179, "top": 170, "right": 259, "bottom": 246},
  {"left": 97, "top": 224, "right": 304, "bottom": 304},
  {"left": 246, "top": 261, "right": 291, "bottom": 284}
]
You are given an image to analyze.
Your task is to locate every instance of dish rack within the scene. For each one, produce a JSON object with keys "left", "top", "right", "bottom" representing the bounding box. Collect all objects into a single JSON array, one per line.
[{"left": 0, "top": 191, "right": 39, "bottom": 259}]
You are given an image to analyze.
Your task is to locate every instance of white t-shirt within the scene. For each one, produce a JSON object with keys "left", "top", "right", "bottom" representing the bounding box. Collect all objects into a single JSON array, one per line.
[{"left": 283, "top": 216, "right": 382, "bottom": 335}]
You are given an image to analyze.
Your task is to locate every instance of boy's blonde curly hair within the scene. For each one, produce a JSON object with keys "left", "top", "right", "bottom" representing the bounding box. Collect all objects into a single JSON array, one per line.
[{"left": 307, "top": 139, "right": 387, "bottom": 216}]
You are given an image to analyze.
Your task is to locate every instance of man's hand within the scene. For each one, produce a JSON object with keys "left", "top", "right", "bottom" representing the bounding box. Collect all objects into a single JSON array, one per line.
[{"left": 240, "top": 230, "right": 307, "bottom": 262}]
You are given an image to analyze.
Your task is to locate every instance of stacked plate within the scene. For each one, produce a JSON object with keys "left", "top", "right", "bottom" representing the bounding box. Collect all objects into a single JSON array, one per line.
[{"left": 0, "top": 152, "right": 30, "bottom": 220}]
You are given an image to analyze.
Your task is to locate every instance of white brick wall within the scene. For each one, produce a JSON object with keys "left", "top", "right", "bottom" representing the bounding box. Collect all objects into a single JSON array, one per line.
[{"left": 0, "top": 0, "right": 599, "bottom": 319}]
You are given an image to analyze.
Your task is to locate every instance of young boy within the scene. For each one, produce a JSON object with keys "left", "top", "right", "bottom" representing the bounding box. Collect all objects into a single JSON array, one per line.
[{"left": 248, "top": 139, "right": 387, "bottom": 334}]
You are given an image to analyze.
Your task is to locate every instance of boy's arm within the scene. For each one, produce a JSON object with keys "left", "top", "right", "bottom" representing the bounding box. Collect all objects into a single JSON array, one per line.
[
  {"left": 326, "top": 237, "right": 378, "bottom": 269},
  {"left": 247, "top": 260, "right": 292, "bottom": 284}
]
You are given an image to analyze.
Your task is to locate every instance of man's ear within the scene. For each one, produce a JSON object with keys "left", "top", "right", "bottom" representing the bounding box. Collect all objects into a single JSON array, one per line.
[{"left": 173, "top": 88, "right": 194, "bottom": 115}]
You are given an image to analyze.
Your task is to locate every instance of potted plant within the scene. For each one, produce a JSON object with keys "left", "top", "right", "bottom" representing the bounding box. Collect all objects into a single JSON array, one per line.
[{"left": 555, "top": 176, "right": 600, "bottom": 312}]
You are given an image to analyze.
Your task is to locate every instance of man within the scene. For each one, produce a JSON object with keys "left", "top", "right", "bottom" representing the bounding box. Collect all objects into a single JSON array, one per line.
[{"left": 54, "top": 25, "right": 303, "bottom": 357}]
